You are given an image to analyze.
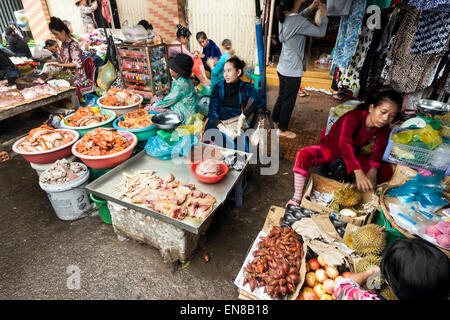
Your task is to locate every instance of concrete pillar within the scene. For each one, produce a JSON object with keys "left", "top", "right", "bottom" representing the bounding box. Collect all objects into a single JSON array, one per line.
[{"left": 21, "top": 0, "right": 54, "bottom": 43}]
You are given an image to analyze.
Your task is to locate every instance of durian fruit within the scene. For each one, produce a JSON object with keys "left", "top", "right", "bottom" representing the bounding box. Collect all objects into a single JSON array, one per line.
[
  {"left": 350, "top": 224, "right": 386, "bottom": 256},
  {"left": 379, "top": 285, "right": 397, "bottom": 300},
  {"left": 334, "top": 186, "right": 362, "bottom": 207},
  {"left": 355, "top": 254, "right": 382, "bottom": 273},
  {"left": 356, "top": 255, "right": 383, "bottom": 291},
  {"left": 343, "top": 233, "right": 354, "bottom": 249}
]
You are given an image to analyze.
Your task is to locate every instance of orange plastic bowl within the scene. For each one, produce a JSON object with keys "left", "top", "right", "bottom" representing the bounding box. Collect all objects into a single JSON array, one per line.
[
  {"left": 12, "top": 129, "right": 79, "bottom": 164},
  {"left": 71, "top": 131, "right": 137, "bottom": 169},
  {"left": 190, "top": 159, "right": 229, "bottom": 184}
]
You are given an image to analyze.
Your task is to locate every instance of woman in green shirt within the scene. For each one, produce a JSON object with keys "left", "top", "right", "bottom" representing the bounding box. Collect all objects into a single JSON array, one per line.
[{"left": 153, "top": 54, "right": 198, "bottom": 122}]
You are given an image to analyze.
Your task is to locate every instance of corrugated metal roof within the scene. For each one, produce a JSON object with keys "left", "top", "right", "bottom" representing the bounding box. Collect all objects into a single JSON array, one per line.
[{"left": 0, "top": 0, "right": 24, "bottom": 35}]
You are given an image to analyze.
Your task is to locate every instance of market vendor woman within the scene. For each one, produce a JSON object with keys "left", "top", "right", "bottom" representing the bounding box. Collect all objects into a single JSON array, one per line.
[
  {"left": 286, "top": 90, "right": 403, "bottom": 207},
  {"left": 152, "top": 53, "right": 198, "bottom": 122},
  {"left": 48, "top": 17, "right": 90, "bottom": 89},
  {"left": 206, "top": 57, "right": 266, "bottom": 151}
]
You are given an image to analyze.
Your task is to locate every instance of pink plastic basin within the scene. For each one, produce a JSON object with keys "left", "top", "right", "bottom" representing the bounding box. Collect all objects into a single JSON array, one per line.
[
  {"left": 12, "top": 129, "right": 80, "bottom": 164},
  {"left": 71, "top": 131, "right": 137, "bottom": 169}
]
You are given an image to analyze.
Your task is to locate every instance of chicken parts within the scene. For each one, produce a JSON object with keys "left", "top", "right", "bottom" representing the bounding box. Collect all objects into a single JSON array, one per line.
[
  {"left": 114, "top": 171, "right": 216, "bottom": 221},
  {"left": 17, "top": 125, "right": 74, "bottom": 153}
]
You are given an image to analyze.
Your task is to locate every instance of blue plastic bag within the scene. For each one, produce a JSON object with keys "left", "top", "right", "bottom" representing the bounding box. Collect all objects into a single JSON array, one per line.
[
  {"left": 144, "top": 134, "right": 198, "bottom": 160},
  {"left": 387, "top": 172, "right": 447, "bottom": 213}
]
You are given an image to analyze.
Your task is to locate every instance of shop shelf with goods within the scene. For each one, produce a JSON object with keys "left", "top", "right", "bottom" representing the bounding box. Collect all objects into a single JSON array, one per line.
[{"left": 115, "top": 43, "right": 181, "bottom": 101}]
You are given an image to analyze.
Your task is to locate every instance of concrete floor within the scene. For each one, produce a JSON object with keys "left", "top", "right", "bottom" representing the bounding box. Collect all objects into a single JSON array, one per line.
[{"left": 0, "top": 86, "right": 336, "bottom": 299}]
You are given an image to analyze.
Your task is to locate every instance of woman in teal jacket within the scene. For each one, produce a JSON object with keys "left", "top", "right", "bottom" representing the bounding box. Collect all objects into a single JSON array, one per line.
[{"left": 206, "top": 57, "right": 265, "bottom": 152}]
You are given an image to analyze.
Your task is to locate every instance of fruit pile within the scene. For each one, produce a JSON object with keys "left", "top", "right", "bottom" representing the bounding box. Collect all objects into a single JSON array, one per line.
[
  {"left": 242, "top": 226, "right": 303, "bottom": 299},
  {"left": 298, "top": 256, "right": 352, "bottom": 300}
]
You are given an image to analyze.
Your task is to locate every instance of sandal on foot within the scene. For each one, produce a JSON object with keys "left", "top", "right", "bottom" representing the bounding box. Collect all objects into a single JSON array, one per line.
[
  {"left": 285, "top": 198, "right": 300, "bottom": 208},
  {"left": 278, "top": 130, "right": 297, "bottom": 139}
]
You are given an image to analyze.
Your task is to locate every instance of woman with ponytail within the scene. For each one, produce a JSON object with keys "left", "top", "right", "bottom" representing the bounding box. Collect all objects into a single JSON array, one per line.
[
  {"left": 273, "top": 0, "right": 328, "bottom": 139},
  {"left": 285, "top": 90, "right": 403, "bottom": 207},
  {"left": 168, "top": 24, "right": 210, "bottom": 88}
]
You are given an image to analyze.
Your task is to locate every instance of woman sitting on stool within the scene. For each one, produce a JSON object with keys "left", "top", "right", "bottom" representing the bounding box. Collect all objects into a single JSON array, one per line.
[
  {"left": 205, "top": 57, "right": 266, "bottom": 152},
  {"left": 286, "top": 90, "right": 403, "bottom": 207}
]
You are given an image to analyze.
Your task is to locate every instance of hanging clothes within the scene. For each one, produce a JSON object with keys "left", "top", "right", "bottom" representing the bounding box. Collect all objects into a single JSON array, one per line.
[
  {"left": 408, "top": 0, "right": 450, "bottom": 12},
  {"left": 340, "top": 25, "right": 374, "bottom": 97},
  {"left": 331, "top": 0, "right": 368, "bottom": 71},
  {"left": 411, "top": 11, "right": 450, "bottom": 55},
  {"left": 101, "top": 0, "right": 112, "bottom": 24},
  {"left": 384, "top": 7, "right": 445, "bottom": 93}
]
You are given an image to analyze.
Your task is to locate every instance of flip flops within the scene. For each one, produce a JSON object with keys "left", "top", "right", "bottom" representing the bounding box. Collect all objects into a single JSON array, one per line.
[{"left": 298, "top": 88, "right": 309, "bottom": 97}]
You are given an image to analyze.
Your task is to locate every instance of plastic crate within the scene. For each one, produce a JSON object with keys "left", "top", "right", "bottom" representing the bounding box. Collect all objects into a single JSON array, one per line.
[{"left": 382, "top": 126, "right": 450, "bottom": 175}]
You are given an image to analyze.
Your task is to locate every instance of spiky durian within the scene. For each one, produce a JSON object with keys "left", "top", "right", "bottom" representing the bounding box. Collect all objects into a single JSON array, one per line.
[
  {"left": 379, "top": 285, "right": 397, "bottom": 300},
  {"left": 334, "top": 186, "right": 362, "bottom": 207},
  {"left": 351, "top": 224, "right": 386, "bottom": 256},
  {"left": 356, "top": 254, "right": 382, "bottom": 273}
]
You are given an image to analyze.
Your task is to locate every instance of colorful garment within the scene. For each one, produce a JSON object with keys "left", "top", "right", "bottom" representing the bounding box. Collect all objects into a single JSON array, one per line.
[
  {"left": 408, "top": 0, "right": 450, "bottom": 12},
  {"left": 385, "top": 7, "right": 444, "bottom": 93},
  {"left": 411, "top": 11, "right": 450, "bottom": 55},
  {"left": 293, "top": 109, "right": 392, "bottom": 178},
  {"left": 201, "top": 39, "right": 222, "bottom": 72},
  {"left": 154, "top": 76, "right": 198, "bottom": 123},
  {"left": 340, "top": 26, "right": 374, "bottom": 97},
  {"left": 332, "top": 0, "right": 367, "bottom": 70},
  {"left": 60, "top": 39, "right": 90, "bottom": 87},
  {"left": 334, "top": 278, "right": 381, "bottom": 300}
]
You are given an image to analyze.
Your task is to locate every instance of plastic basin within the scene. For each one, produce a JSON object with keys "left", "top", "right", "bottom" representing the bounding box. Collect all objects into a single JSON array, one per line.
[
  {"left": 112, "top": 111, "right": 158, "bottom": 142},
  {"left": 71, "top": 131, "right": 138, "bottom": 169},
  {"left": 97, "top": 94, "right": 143, "bottom": 116},
  {"left": 12, "top": 129, "right": 80, "bottom": 164},
  {"left": 190, "top": 159, "right": 229, "bottom": 184},
  {"left": 59, "top": 109, "right": 116, "bottom": 137}
]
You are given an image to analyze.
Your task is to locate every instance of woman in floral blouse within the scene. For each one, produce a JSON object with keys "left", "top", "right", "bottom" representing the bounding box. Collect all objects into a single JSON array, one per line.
[{"left": 48, "top": 17, "right": 90, "bottom": 89}]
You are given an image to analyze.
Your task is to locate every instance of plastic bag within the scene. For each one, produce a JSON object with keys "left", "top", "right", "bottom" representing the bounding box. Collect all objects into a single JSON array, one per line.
[
  {"left": 121, "top": 22, "right": 148, "bottom": 42},
  {"left": 175, "top": 113, "right": 204, "bottom": 136},
  {"left": 392, "top": 125, "right": 443, "bottom": 150},
  {"left": 387, "top": 172, "right": 447, "bottom": 214},
  {"left": 97, "top": 60, "right": 117, "bottom": 91},
  {"left": 144, "top": 134, "right": 198, "bottom": 160}
]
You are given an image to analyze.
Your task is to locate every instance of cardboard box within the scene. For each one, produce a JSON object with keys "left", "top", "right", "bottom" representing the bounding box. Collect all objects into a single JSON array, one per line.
[{"left": 301, "top": 174, "right": 378, "bottom": 227}]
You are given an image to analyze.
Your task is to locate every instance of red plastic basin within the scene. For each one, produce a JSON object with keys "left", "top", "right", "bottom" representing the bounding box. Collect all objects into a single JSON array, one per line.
[
  {"left": 190, "top": 159, "right": 229, "bottom": 184},
  {"left": 12, "top": 129, "right": 80, "bottom": 164},
  {"left": 71, "top": 131, "right": 137, "bottom": 169}
]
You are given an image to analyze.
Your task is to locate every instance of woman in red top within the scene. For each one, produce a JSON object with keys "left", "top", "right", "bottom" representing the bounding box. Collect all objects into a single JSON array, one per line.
[{"left": 286, "top": 90, "right": 403, "bottom": 207}]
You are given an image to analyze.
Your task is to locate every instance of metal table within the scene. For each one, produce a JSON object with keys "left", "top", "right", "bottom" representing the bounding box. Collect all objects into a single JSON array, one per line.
[{"left": 86, "top": 145, "right": 253, "bottom": 234}]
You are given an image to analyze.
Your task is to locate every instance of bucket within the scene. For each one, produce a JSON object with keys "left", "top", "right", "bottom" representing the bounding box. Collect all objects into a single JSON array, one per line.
[
  {"left": 39, "top": 163, "right": 91, "bottom": 221},
  {"left": 90, "top": 193, "right": 112, "bottom": 224},
  {"left": 30, "top": 155, "right": 76, "bottom": 177}
]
